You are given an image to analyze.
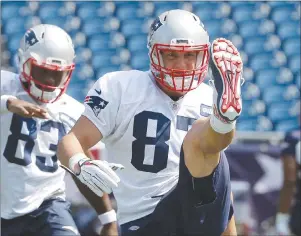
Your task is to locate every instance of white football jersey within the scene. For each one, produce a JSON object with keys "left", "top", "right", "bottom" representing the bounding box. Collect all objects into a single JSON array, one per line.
[
  {"left": 1, "top": 70, "right": 84, "bottom": 219},
  {"left": 83, "top": 70, "right": 213, "bottom": 224}
]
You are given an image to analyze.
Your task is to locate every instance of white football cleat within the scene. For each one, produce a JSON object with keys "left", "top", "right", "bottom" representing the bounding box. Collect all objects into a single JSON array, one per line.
[{"left": 210, "top": 38, "right": 243, "bottom": 123}]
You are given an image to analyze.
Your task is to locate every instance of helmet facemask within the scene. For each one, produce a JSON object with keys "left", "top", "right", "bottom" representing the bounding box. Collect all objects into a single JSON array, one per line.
[
  {"left": 21, "top": 57, "right": 74, "bottom": 103},
  {"left": 150, "top": 42, "right": 210, "bottom": 92}
]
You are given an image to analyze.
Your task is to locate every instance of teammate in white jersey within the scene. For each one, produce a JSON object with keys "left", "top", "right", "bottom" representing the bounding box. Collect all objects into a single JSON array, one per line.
[
  {"left": 1, "top": 24, "right": 119, "bottom": 236},
  {"left": 58, "top": 9, "right": 243, "bottom": 235}
]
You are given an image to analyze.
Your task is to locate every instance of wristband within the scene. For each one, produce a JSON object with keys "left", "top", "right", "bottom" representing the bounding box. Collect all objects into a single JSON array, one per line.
[
  {"left": 1, "top": 95, "right": 17, "bottom": 112},
  {"left": 69, "top": 153, "right": 89, "bottom": 174},
  {"left": 98, "top": 210, "right": 117, "bottom": 225}
]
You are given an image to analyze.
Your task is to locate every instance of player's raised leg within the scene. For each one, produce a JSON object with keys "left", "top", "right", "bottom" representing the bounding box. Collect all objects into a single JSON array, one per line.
[{"left": 184, "top": 38, "right": 243, "bottom": 178}]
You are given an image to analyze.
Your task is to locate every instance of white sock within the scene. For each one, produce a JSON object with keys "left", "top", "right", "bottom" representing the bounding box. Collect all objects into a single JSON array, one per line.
[{"left": 210, "top": 106, "right": 236, "bottom": 134}]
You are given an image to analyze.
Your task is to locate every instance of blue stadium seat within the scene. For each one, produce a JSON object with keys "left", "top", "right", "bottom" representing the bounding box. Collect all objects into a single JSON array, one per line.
[
  {"left": 239, "top": 116, "right": 274, "bottom": 131},
  {"left": 296, "top": 71, "right": 300, "bottom": 88},
  {"left": 110, "top": 32, "right": 126, "bottom": 48},
  {"left": 220, "top": 20, "right": 237, "bottom": 37},
  {"left": 241, "top": 82, "right": 261, "bottom": 101},
  {"left": 236, "top": 119, "right": 256, "bottom": 131},
  {"left": 275, "top": 119, "right": 300, "bottom": 132},
  {"left": 88, "top": 34, "right": 111, "bottom": 51},
  {"left": 284, "top": 85, "right": 300, "bottom": 100},
  {"left": 153, "top": 2, "right": 181, "bottom": 16},
  {"left": 64, "top": 16, "right": 82, "bottom": 33},
  {"left": 263, "top": 85, "right": 300, "bottom": 104},
  {"left": 77, "top": 2, "right": 115, "bottom": 17},
  {"left": 244, "top": 36, "right": 267, "bottom": 56},
  {"left": 97, "top": 65, "right": 121, "bottom": 78},
  {"left": 283, "top": 37, "right": 301, "bottom": 57},
  {"left": 121, "top": 19, "right": 145, "bottom": 37},
  {"left": 271, "top": 6, "right": 295, "bottom": 24},
  {"left": 229, "top": 2, "right": 256, "bottom": 8},
  {"left": 256, "top": 116, "right": 274, "bottom": 131},
  {"left": 74, "top": 47, "right": 92, "bottom": 64},
  {"left": 137, "top": 2, "right": 155, "bottom": 17},
  {"left": 203, "top": 20, "right": 222, "bottom": 39},
  {"left": 277, "top": 21, "right": 300, "bottom": 40},
  {"left": 239, "top": 20, "right": 261, "bottom": 38},
  {"left": 131, "top": 53, "right": 149, "bottom": 71},
  {"left": 269, "top": 2, "right": 297, "bottom": 8},
  {"left": 39, "top": 5, "right": 61, "bottom": 21},
  {"left": 127, "top": 35, "right": 147, "bottom": 53},
  {"left": 41, "top": 16, "right": 67, "bottom": 29},
  {"left": 232, "top": 6, "right": 254, "bottom": 23},
  {"left": 195, "top": 5, "right": 218, "bottom": 22},
  {"left": 2, "top": 3, "right": 28, "bottom": 22},
  {"left": 268, "top": 103, "right": 290, "bottom": 122},
  {"left": 77, "top": 6, "right": 100, "bottom": 20},
  {"left": 97, "top": 2, "right": 116, "bottom": 17},
  {"left": 82, "top": 18, "right": 120, "bottom": 36},
  {"left": 114, "top": 1, "right": 140, "bottom": 8},
  {"left": 70, "top": 32, "right": 87, "bottom": 49},
  {"left": 289, "top": 55, "right": 301, "bottom": 74},
  {"left": 92, "top": 53, "right": 115, "bottom": 71},
  {"left": 3, "top": 17, "right": 26, "bottom": 35},
  {"left": 88, "top": 33, "right": 125, "bottom": 52},
  {"left": 241, "top": 100, "right": 266, "bottom": 119},
  {"left": 258, "top": 20, "right": 276, "bottom": 35},
  {"left": 115, "top": 5, "right": 139, "bottom": 21},
  {"left": 268, "top": 102, "right": 297, "bottom": 122},
  {"left": 249, "top": 52, "right": 274, "bottom": 71},
  {"left": 6, "top": 33, "right": 23, "bottom": 54},
  {"left": 263, "top": 34, "right": 281, "bottom": 52},
  {"left": 191, "top": 2, "right": 211, "bottom": 9},
  {"left": 75, "top": 64, "right": 95, "bottom": 80},
  {"left": 68, "top": 76, "right": 90, "bottom": 87},
  {"left": 263, "top": 85, "right": 285, "bottom": 104},
  {"left": 240, "top": 101, "right": 253, "bottom": 119},
  {"left": 256, "top": 68, "right": 279, "bottom": 89},
  {"left": 38, "top": 1, "right": 64, "bottom": 8},
  {"left": 67, "top": 84, "right": 88, "bottom": 102}
]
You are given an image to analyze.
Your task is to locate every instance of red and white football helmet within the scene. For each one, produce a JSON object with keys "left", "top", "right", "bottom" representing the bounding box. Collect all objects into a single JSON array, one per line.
[
  {"left": 18, "top": 24, "right": 75, "bottom": 103},
  {"left": 147, "top": 9, "right": 210, "bottom": 92}
]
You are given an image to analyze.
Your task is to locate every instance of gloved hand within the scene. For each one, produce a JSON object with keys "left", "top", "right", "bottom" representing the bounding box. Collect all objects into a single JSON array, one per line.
[{"left": 69, "top": 153, "right": 124, "bottom": 197}]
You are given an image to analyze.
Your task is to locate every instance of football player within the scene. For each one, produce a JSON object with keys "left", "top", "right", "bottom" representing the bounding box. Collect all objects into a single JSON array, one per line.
[
  {"left": 276, "top": 127, "right": 300, "bottom": 236},
  {"left": 1, "top": 24, "right": 119, "bottom": 236},
  {"left": 58, "top": 9, "right": 243, "bottom": 235}
]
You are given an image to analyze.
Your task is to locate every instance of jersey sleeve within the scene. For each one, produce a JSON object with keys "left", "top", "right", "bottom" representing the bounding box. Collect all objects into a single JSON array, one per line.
[
  {"left": 60, "top": 99, "right": 85, "bottom": 133},
  {"left": 82, "top": 73, "right": 122, "bottom": 139},
  {"left": 1, "top": 70, "right": 20, "bottom": 95},
  {"left": 1, "top": 70, "right": 21, "bottom": 113}
]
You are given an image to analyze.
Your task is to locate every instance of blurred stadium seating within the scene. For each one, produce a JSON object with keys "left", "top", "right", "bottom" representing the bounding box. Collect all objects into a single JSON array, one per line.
[{"left": 1, "top": 1, "right": 300, "bottom": 132}]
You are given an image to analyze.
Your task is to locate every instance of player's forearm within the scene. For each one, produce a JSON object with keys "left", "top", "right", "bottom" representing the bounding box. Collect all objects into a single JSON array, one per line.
[
  {"left": 71, "top": 173, "right": 114, "bottom": 214},
  {"left": 57, "top": 132, "right": 85, "bottom": 167},
  {"left": 81, "top": 150, "right": 115, "bottom": 214},
  {"left": 278, "top": 181, "right": 295, "bottom": 213}
]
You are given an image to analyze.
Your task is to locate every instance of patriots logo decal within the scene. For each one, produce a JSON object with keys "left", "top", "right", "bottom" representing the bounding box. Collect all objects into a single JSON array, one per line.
[
  {"left": 24, "top": 29, "right": 39, "bottom": 50},
  {"left": 84, "top": 96, "right": 109, "bottom": 117}
]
